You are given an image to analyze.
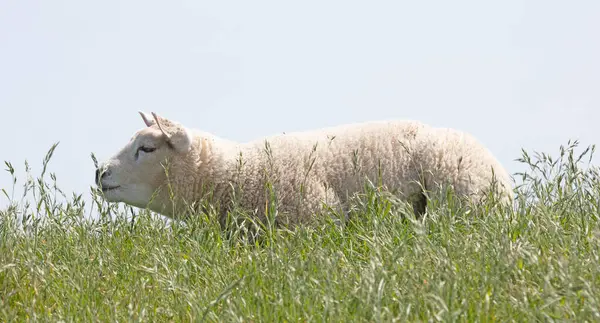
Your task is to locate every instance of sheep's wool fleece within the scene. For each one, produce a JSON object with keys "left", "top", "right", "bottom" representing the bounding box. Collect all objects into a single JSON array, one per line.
[{"left": 148, "top": 117, "right": 513, "bottom": 224}]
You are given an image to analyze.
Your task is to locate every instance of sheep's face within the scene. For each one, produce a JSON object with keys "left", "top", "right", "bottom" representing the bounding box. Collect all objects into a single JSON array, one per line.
[{"left": 96, "top": 112, "right": 193, "bottom": 210}]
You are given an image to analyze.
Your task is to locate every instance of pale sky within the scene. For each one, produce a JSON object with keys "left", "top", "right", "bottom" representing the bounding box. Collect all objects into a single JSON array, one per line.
[{"left": 1, "top": 0, "right": 599, "bottom": 208}]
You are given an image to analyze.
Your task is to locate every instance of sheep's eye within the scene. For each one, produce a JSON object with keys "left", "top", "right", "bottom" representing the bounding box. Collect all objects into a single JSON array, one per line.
[{"left": 139, "top": 146, "right": 156, "bottom": 153}]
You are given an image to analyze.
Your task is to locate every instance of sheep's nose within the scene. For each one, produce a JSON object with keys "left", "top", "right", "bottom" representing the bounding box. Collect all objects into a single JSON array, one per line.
[{"left": 95, "top": 168, "right": 110, "bottom": 184}]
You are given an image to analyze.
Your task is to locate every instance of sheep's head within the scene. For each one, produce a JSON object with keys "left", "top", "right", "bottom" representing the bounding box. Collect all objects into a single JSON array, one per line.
[{"left": 96, "top": 112, "right": 193, "bottom": 210}]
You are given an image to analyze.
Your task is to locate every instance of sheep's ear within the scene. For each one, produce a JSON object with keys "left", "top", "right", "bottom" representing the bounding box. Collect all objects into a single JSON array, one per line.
[
  {"left": 168, "top": 128, "right": 193, "bottom": 153},
  {"left": 151, "top": 112, "right": 192, "bottom": 153},
  {"left": 151, "top": 112, "right": 171, "bottom": 140},
  {"left": 139, "top": 111, "right": 155, "bottom": 127}
]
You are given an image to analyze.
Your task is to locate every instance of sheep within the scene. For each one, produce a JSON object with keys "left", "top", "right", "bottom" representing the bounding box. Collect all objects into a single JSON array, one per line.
[{"left": 96, "top": 111, "right": 513, "bottom": 227}]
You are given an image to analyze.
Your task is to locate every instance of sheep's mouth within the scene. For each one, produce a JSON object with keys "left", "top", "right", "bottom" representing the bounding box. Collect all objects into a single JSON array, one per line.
[{"left": 100, "top": 185, "right": 120, "bottom": 192}]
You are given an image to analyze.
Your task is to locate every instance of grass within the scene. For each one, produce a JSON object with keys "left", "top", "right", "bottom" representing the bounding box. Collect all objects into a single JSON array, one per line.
[{"left": 1, "top": 140, "right": 600, "bottom": 321}]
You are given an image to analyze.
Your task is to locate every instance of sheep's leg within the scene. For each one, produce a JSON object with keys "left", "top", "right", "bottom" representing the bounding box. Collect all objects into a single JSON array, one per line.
[
  {"left": 410, "top": 191, "right": 427, "bottom": 217},
  {"left": 280, "top": 180, "right": 345, "bottom": 227},
  {"left": 320, "top": 184, "right": 346, "bottom": 226}
]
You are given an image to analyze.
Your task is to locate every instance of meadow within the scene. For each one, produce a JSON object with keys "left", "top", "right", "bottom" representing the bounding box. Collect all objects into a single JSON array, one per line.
[{"left": 1, "top": 141, "right": 600, "bottom": 322}]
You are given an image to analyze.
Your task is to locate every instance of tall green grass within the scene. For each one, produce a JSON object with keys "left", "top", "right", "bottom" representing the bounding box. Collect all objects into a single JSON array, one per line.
[{"left": 1, "top": 140, "right": 600, "bottom": 321}]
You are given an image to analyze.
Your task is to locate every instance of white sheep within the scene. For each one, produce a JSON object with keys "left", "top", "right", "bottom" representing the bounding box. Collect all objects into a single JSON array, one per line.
[{"left": 96, "top": 112, "right": 513, "bottom": 226}]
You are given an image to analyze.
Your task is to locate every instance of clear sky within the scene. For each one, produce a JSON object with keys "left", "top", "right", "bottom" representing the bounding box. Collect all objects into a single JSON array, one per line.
[{"left": 1, "top": 0, "right": 599, "bottom": 208}]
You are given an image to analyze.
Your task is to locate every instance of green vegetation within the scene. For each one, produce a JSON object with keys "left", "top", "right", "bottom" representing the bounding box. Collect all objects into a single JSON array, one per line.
[{"left": 1, "top": 141, "right": 600, "bottom": 321}]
